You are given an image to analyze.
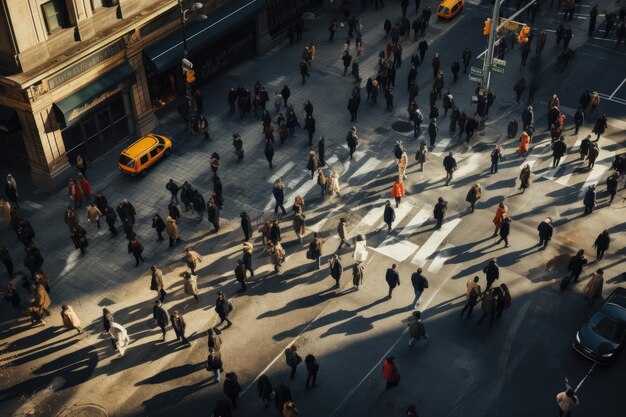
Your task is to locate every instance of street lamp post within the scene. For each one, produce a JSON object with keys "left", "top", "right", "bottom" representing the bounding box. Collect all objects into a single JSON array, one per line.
[{"left": 178, "top": 1, "right": 206, "bottom": 135}]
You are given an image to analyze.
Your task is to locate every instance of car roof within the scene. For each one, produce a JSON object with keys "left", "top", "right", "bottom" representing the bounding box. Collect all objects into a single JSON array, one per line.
[
  {"left": 123, "top": 134, "right": 158, "bottom": 157},
  {"left": 606, "top": 288, "right": 626, "bottom": 309},
  {"left": 439, "top": 0, "right": 461, "bottom": 7},
  {"left": 601, "top": 303, "right": 626, "bottom": 323}
]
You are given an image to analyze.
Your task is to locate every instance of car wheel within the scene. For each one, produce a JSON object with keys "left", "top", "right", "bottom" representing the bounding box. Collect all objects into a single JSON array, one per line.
[
  {"left": 140, "top": 169, "right": 148, "bottom": 178},
  {"left": 164, "top": 148, "right": 171, "bottom": 158}
]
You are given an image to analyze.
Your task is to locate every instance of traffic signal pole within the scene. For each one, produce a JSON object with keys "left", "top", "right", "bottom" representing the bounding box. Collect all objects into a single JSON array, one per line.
[{"left": 481, "top": 0, "right": 501, "bottom": 95}]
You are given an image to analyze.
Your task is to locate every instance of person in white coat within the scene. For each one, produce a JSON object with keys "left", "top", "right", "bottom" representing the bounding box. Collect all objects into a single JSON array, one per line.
[{"left": 109, "top": 322, "right": 130, "bottom": 356}]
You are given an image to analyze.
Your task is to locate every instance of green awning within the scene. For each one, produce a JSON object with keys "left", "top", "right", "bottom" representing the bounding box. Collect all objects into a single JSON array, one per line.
[
  {"left": 53, "top": 63, "right": 135, "bottom": 127},
  {"left": 0, "top": 104, "right": 20, "bottom": 133},
  {"left": 143, "top": 0, "right": 264, "bottom": 74}
]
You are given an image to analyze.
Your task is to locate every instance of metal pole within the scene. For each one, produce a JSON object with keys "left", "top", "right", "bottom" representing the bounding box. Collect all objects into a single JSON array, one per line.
[
  {"left": 481, "top": 0, "right": 502, "bottom": 94},
  {"left": 178, "top": 0, "right": 198, "bottom": 135}
]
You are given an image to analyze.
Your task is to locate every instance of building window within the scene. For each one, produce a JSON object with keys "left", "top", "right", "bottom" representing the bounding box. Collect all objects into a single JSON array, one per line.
[
  {"left": 92, "top": 0, "right": 119, "bottom": 9},
  {"left": 41, "top": 0, "right": 69, "bottom": 34}
]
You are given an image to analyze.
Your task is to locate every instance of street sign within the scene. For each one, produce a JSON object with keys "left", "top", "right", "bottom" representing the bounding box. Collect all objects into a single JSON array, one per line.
[
  {"left": 469, "top": 74, "right": 482, "bottom": 82},
  {"left": 491, "top": 58, "right": 506, "bottom": 75},
  {"left": 491, "top": 65, "right": 505, "bottom": 75},
  {"left": 492, "top": 58, "right": 506, "bottom": 67},
  {"left": 470, "top": 66, "right": 484, "bottom": 76}
]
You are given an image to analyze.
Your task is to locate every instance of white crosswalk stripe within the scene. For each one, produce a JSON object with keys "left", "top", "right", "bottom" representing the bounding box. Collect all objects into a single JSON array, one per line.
[
  {"left": 427, "top": 244, "right": 453, "bottom": 274},
  {"left": 431, "top": 137, "right": 452, "bottom": 157},
  {"left": 579, "top": 164, "right": 611, "bottom": 196},
  {"left": 309, "top": 204, "right": 346, "bottom": 233},
  {"left": 410, "top": 218, "right": 462, "bottom": 267},
  {"left": 454, "top": 154, "right": 483, "bottom": 179},
  {"left": 268, "top": 161, "right": 295, "bottom": 182},
  {"left": 398, "top": 208, "right": 431, "bottom": 238}
]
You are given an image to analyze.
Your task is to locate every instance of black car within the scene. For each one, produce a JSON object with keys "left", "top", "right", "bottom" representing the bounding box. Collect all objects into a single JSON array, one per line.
[{"left": 573, "top": 288, "right": 626, "bottom": 364}]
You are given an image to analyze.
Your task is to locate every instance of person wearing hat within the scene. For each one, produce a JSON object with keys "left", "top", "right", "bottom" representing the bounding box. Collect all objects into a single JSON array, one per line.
[{"left": 284, "top": 344, "right": 302, "bottom": 379}]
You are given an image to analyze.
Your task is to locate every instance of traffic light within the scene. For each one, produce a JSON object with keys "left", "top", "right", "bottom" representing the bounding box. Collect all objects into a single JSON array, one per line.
[
  {"left": 518, "top": 26, "right": 531, "bottom": 43},
  {"left": 186, "top": 69, "right": 196, "bottom": 84},
  {"left": 483, "top": 19, "right": 491, "bottom": 36}
]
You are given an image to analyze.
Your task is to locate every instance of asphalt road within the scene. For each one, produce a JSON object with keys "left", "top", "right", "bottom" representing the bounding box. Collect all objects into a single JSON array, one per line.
[{"left": 1, "top": 1, "right": 625, "bottom": 417}]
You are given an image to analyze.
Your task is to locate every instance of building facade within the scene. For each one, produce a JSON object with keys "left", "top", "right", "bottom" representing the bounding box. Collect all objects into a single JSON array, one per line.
[{"left": 0, "top": 0, "right": 322, "bottom": 191}]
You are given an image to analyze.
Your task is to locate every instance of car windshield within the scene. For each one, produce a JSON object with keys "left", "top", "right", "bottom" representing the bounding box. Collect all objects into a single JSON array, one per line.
[
  {"left": 589, "top": 314, "right": 625, "bottom": 344},
  {"left": 157, "top": 137, "right": 166, "bottom": 145},
  {"left": 119, "top": 154, "right": 135, "bottom": 168},
  {"left": 439, "top": 6, "right": 449, "bottom": 13}
]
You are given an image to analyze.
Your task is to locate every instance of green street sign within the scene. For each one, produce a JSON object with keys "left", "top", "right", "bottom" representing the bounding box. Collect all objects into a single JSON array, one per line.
[
  {"left": 491, "top": 65, "right": 505, "bottom": 74},
  {"left": 470, "top": 66, "right": 484, "bottom": 77}
]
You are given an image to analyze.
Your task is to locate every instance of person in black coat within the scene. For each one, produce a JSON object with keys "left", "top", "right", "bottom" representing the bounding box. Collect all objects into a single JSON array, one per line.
[
  {"left": 305, "top": 354, "right": 319, "bottom": 389},
  {"left": 305, "top": 115, "right": 316, "bottom": 146},
  {"left": 433, "top": 197, "right": 448, "bottom": 229},
  {"left": 0, "top": 246, "right": 14, "bottom": 278},
  {"left": 318, "top": 137, "right": 326, "bottom": 166},
  {"left": 152, "top": 214, "right": 166, "bottom": 241},
  {"left": 94, "top": 192, "right": 109, "bottom": 214},
  {"left": 192, "top": 190, "right": 206, "bottom": 221},
  {"left": 568, "top": 249, "right": 588, "bottom": 282},
  {"left": 383, "top": 200, "right": 396, "bottom": 232},
  {"left": 70, "top": 225, "right": 88, "bottom": 256},
  {"left": 410, "top": 268, "right": 428, "bottom": 308},
  {"left": 537, "top": 217, "right": 553, "bottom": 249},
  {"left": 152, "top": 300, "right": 170, "bottom": 340},
  {"left": 213, "top": 176, "right": 224, "bottom": 209},
  {"left": 428, "top": 118, "right": 437, "bottom": 147},
  {"left": 442, "top": 152, "right": 457, "bottom": 186},
  {"left": 116, "top": 199, "right": 136, "bottom": 225},
  {"left": 551, "top": 137, "right": 567, "bottom": 168},
  {"left": 240, "top": 212, "right": 252, "bottom": 242},
  {"left": 270, "top": 218, "right": 281, "bottom": 242},
  {"left": 207, "top": 199, "right": 220, "bottom": 233},
  {"left": 23, "top": 246, "right": 44, "bottom": 278},
  {"left": 281, "top": 85, "right": 291, "bottom": 107},
  {"left": 234, "top": 259, "right": 247, "bottom": 291},
  {"left": 223, "top": 372, "right": 242, "bottom": 409},
  {"left": 385, "top": 264, "right": 401, "bottom": 298},
  {"left": 168, "top": 203, "right": 181, "bottom": 222},
  {"left": 274, "top": 382, "right": 293, "bottom": 412},
  {"left": 213, "top": 397, "right": 232, "bottom": 417},
  {"left": 593, "top": 230, "right": 610, "bottom": 261},
  {"left": 104, "top": 207, "right": 118, "bottom": 236},
  {"left": 264, "top": 138, "right": 274, "bottom": 169},
  {"left": 329, "top": 255, "right": 343, "bottom": 287},
  {"left": 482, "top": 258, "right": 500, "bottom": 290},
  {"left": 583, "top": 185, "right": 597, "bottom": 215},
  {"left": 272, "top": 180, "right": 287, "bottom": 215},
  {"left": 496, "top": 217, "right": 511, "bottom": 247},
  {"left": 16, "top": 220, "right": 35, "bottom": 247}
]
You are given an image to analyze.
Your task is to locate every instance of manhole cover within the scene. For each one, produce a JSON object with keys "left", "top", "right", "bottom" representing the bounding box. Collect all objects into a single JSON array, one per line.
[
  {"left": 391, "top": 121, "right": 413, "bottom": 133},
  {"left": 58, "top": 404, "right": 108, "bottom": 417}
]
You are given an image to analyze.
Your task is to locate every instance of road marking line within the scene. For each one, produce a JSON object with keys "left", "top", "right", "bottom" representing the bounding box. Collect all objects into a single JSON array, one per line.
[
  {"left": 357, "top": 205, "right": 384, "bottom": 227},
  {"left": 431, "top": 137, "right": 451, "bottom": 157},
  {"left": 398, "top": 207, "right": 431, "bottom": 238},
  {"left": 309, "top": 204, "right": 346, "bottom": 233},
  {"left": 350, "top": 157, "right": 381, "bottom": 179},
  {"left": 610, "top": 76, "right": 626, "bottom": 99},
  {"left": 427, "top": 244, "right": 453, "bottom": 273},
  {"left": 578, "top": 163, "right": 609, "bottom": 194},
  {"left": 241, "top": 303, "right": 333, "bottom": 396},
  {"left": 268, "top": 161, "right": 295, "bottom": 182},
  {"left": 411, "top": 218, "right": 462, "bottom": 266},
  {"left": 454, "top": 154, "right": 483, "bottom": 178},
  {"left": 372, "top": 239, "right": 420, "bottom": 262}
]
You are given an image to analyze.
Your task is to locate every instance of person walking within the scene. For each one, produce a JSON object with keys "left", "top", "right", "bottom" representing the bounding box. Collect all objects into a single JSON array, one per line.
[
  {"left": 166, "top": 179, "right": 179, "bottom": 205},
  {"left": 428, "top": 118, "right": 438, "bottom": 147},
  {"left": 556, "top": 388, "right": 580, "bottom": 417},
  {"left": 460, "top": 276, "right": 481, "bottom": 318},
  {"left": 592, "top": 114, "right": 608, "bottom": 142},
  {"left": 476, "top": 288, "right": 497, "bottom": 328},
  {"left": 336, "top": 217, "right": 352, "bottom": 251},
  {"left": 215, "top": 291, "right": 233, "bottom": 328},
  {"left": 309, "top": 232, "right": 324, "bottom": 269},
  {"left": 513, "top": 78, "right": 526, "bottom": 104},
  {"left": 293, "top": 208, "right": 306, "bottom": 243},
  {"left": 495, "top": 217, "right": 511, "bottom": 247},
  {"left": 264, "top": 138, "right": 274, "bottom": 169},
  {"left": 223, "top": 372, "right": 242, "bottom": 409},
  {"left": 552, "top": 137, "right": 567, "bottom": 168},
  {"left": 61, "top": 304, "right": 83, "bottom": 334},
  {"left": 583, "top": 185, "right": 597, "bottom": 215},
  {"left": 185, "top": 247, "right": 202, "bottom": 274},
  {"left": 519, "top": 164, "right": 531, "bottom": 192},
  {"left": 316, "top": 169, "right": 327, "bottom": 198},
  {"left": 606, "top": 172, "right": 618, "bottom": 204},
  {"left": 346, "top": 126, "right": 358, "bottom": 159},
  {"left": 382, "top": 357, "right": 400, "bottom": 389},
  {"left": 492, "top": 203, "right": 508, "bottom": 236},
  {"left": 273, "top": 179, "right": 287, "bottom": 215},
  {"left": 586, "top": 142, "right": 600, "bottom": 170},
  {"left": 240, "top": 212, "right": 253, "bottom": 242},
  {"left": 442, "top": 152, "right": 457, "bottom": 186},
  {"left": 165, "top": 216, "right": 181, "bottom": 248},
  {"left": 385, "top": 264, "right": 400, "bottom": 299},
  {"left": 150, "top": 266, "right": 167, "bottom": 302},
  {"left": 517, "top": 131, "right": 531, "bottom": 157},
  {"left": 305, "top": 354, "right": 319, "bottom": 389},
  {"left": 5, "top": 174, "right": 19, "bottom": 208},
  {"left": 537, "top": 217, "right": 553, "bottom": 249},
  {"left": 242, "top": 241, "right": 255, "bottom": 278},
  {"left": 68, "top": 178, "right": 82, "bottom": 209},
  {"left": 415, "top": 142, "right": 428, "bottom": 171},
  {"left": 207, "top": 198, "right": 220, "bottom": 234},
  {"left": 410, "top": 268, "right": 428, "bottom": 308},
  {"left": 70, "top": 225, "right": 88, "bottom": 256},
  {"left": 207, "top": 347, "right": 223, "bottom": 383},
  {"left": 462, "top": 48, "right": 471, "bottom": 73},
  {"left": 170, "top": 310, "right": 190, "bottom": 346},
  {"left": 593, "top": 230, "right": 610, "bottom": 261},
  {"left": 86, "top": 203, "right": 102, "bottom": 229},
  {"left": 285, "top": 345, "right": 302, "bottom": 379},
  {"left": 151, "top": 213, "right": 166, "bottom": 241},
  {"left": 408, "top": 311, "right": 429, "bottom": 346},
  {"left": 567, "top": 249, "right": 588, "bottom": 284},
  {"left": 109, "top": 321, "right": 131, "bottom": 356},
  {"left": 257, "top": 374, "right": 274, "bottom": 409},
  {"left": 465, "top": 183, "right": 481, "bottom": 213},
  {"left": 0, "top": 246, "right": 14, "bottom": 278},
  {"left": 585, "top": 269, "right": 604, "bottom": 306},
  {"left": 433, "top": 197, "right": 447, "bottom": 229},
  {"left": 391, "top": 177, "right": 406, "bottom": 208},
  {"left": 383, "top": 200, "right": 396, "bottom": 232},
  {"left": 328, "top": 254, "right": 343, "bottom": 288},
  {"left": 490, "top": 146, "right": 502, "bottom": 174},
  {"left": 152, "top": 300, "right": 169, "bottom": 341},
  {"left": 482, "top": 258, "right": 500, "bottom": 290}
]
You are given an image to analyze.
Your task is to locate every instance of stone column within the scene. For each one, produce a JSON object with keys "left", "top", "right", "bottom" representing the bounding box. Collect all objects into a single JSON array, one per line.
[{"left": 127, "top": 53, "right": 158, "bottom": 135}]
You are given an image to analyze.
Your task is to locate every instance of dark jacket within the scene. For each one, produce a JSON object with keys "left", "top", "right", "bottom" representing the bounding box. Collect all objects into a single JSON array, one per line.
[
  {"left": 483, "top": 261, "right": 500, "bottom": 282},
  {"left": 385, "top": 268, "right": 400, "bottom": 288},
  {"left": 273, "top": 186, "right": 285, "bottom": 205},
  {"left": 384, "top": 205, "right": 396, "bottom": 224},
  {"left": 330, "top": 258, "right": 343, "bottom": 280},
  {"left": 593, "top": 233, "right": 610, "bottom": 251},
  {"left": 537, "top": 221, "right": 553, "bottom": 240},
  {"left": 153, "top": 305, "right": 169, "bottom": 327},
  {"left": 241, "top": 214, "right": 252, "bottom": 236},
  {"left": 208, "top": 204, "right": 220, "bottom": 224},
  {"left": 443, "top": 155, "right": 457, "bottom": 172},
  {"left": 152, "top": 214, "right": 166, "bottom": 232},
  {"left": 170, "top": 313, "right": 186, "bottom": 332},
  {"left": 411, "top": 272, "right": 428, "bottom": 292},
  {"left": 234, "top": 264, "right": 247, "bottom": 282},
  {"left": 552, "top": 140, "right": 567, "bottom": 158},
  {"left": 583, "top": 188, "right": 596, "bottom": 206},
  {"left": 270, "top": 223, "right": 281, "bottom": 241},
  {"left": 499, "top": 221, "right": 511, "bottom": 238},
  {"left": 568, "top": 254, "right": 587, "bottom": 274},
  {"left": 434, "top": 201, "right": 448, "bottom": 220}
]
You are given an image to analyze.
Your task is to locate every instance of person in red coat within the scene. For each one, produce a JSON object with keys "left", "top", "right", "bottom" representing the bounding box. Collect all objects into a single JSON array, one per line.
[
  {"left": 391, "top": 177, "right": 406, "bottom": 208},
  {"left": 68, "top": 178, "right": 82, "bottom": 208},
  {"left": 78, "top": 173, "right": 93, "bottom": 202},
  {"left": 382, "top": 356, "right": 400, "bottom": 389}
]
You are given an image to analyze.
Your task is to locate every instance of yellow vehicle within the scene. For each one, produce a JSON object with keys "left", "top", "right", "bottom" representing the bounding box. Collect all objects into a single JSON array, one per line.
[
  {"left": 437, "top": 0, "right": 464, "bottom": 20},
  {"left": 119, "top": 133, "right": 172, "bottom": 176}
]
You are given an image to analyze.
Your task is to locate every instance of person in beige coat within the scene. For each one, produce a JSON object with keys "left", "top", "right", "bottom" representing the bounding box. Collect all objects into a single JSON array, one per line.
[
  {"left": 293, "top": 209, "right": 306, "bottom": 243},
  {"left": 556, "top": 389, "right": 579, "bottom": 416},
  {"left": 150, "top": 266, "right": 166, "bottom": 302},
  {"left": 61, "top": 305, "right": 83, "bottom": 334},
  {"left": 180, "top": 271, "right": 199, "bottom": 303},
  {"left": 166, "top": 216, "right": 180, "bottom": 248},
  {"left": 185, "top": 247, "right": 202, "bottom": 274},
  {"left": 398, "top": 150, "right": 408, "bottom": 180},
  {"left": 86, "top": 203, "right": 102, "bottom": 229},
  {"left": 585, "top": 269, "right": 604, "bottom": 306},
  {"left": 327, "top": 170, "right": 341, "bottom": 196}
]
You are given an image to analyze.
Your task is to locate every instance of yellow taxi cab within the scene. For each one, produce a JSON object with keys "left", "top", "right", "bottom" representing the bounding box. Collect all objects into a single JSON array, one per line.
[
  {"left": 437, "top": 0, "right": 464, "bottom": 20},
  {"left": 119, "top": 133, "right": 172, "bottom": 176}
]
